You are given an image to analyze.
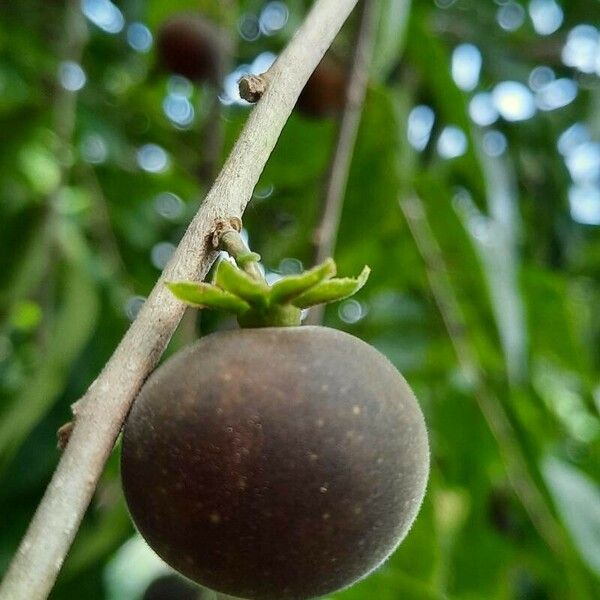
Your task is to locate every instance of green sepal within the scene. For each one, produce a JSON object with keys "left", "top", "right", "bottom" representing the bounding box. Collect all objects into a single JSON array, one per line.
[
  {"left": 166, "top": 281, "right": 250, "bottom": 314},
  {"left": 167, "top": 260, "right": 370, "bottom": 329},
  {"left": 292, "top": 266, "right": 371, "bottom": 309},
  {"left": 269, "top": 259, "right": 336, "bottom": 304},
  {"left": 214, "top": 259, "right": 269, "bottom": 306}
]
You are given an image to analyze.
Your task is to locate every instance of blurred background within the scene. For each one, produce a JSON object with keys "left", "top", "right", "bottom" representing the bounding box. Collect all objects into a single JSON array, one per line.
[{"left": 1, "top": 0, "right": 599, "bottom": 598}]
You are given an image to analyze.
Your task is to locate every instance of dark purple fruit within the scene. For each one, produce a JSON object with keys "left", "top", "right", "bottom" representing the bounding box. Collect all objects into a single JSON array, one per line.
[
  {"left": 297, "top": 56, "right": 347, "bottom": 118},
  {"left": 156, "top": 14, "right": 229, "bottom": 84},
  {"left": 121, "top": 326, "right": 429, "bottom": 600}
]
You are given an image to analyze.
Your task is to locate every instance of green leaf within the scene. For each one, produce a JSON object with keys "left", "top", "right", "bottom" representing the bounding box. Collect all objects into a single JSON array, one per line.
[
  {"left": 331, "top": 565, "right": 445, "bottom": 600},
  {"left": 543, "top": 457, "right": 600, "bottom": 576},
  {"left": 371, "top": 0, "right": 412, "bottom": 82},
  {"left": 214, "top": 259, "right": 269, "bottom": 306},
  {"left": 269, "top": 258, "right": 337, "bottom": 304},
  {"left": 166, "top": 281, "right": 250, "bottom": 314},
  {"left": 293, "top": 266, "right": 370, "bottom": 309},
  {"left": 0, "top": 207, "right": 51, "bottom": 316},
  {"left": 0, "top": 263, "right": 99, "bottom": 471}
]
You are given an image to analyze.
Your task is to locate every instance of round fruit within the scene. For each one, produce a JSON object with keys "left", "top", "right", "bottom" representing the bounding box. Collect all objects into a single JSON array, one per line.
[
  {"left": 297, "top": 56, "right": 347, "bottom": 118},
  {"left": 156, "top": 14, "right": 229, "bottom": 84},
  {"left": 121, "top": 326, "right": 429, "bottom": 600}
]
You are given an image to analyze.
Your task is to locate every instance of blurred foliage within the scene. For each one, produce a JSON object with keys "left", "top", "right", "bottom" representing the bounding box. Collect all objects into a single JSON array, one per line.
[{"left": 1, "top": 0, "right": 600, "bottom": 599}]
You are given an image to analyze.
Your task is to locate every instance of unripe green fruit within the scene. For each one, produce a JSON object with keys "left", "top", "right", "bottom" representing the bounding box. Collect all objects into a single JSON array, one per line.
[
  {"left": 156, "top": 14, "right": 229, "bottom": 84},
  {"left": 121, "top": 327, "right": 429, "bottom": 600}
]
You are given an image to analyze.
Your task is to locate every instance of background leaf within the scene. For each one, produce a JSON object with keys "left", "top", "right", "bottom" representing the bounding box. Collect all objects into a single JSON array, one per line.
[{"left": 542, "top": 456, "right": 600, "bottom": 577}]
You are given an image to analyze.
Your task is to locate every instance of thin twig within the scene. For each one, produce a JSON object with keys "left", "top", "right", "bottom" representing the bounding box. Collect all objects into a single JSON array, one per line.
[
  {"left": 51, "top": 0, "right": 88, "bottom": 169},
  {"left": 305, "top": 0, "right": 379, "bottom": 325},
  {"left": 398, "top": 195, "right": 564, "bottom": 557},
  {"left": 38, "top": 0, "right": 88, "bottom": 343},
  {"left": 0, "top": 2, "right": 361, "bottom": 598}
]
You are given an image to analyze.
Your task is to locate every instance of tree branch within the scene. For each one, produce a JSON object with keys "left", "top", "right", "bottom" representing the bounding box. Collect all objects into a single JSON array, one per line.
[
  {"left": 306, "top": 0, "right": 379, "bottom": 325},
  {"left": 0, "top": 1, "right": 360, "bottom": 598}
]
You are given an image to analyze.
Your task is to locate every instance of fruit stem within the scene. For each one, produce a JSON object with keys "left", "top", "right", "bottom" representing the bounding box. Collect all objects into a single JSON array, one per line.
[{"left": 214, "top": 220, "right": 265, "bottom": 283}]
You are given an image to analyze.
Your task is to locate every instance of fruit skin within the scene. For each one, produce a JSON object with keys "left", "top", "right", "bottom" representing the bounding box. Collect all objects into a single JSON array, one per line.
[
  {"left": 297, "top": 56, "right": 347, "bottom": 118},
  {"left": 156, "top": 14, "right": 229, "bottom": 84},
  {"left": 121, "top": 326, "right": 429, "bottom": 600}
]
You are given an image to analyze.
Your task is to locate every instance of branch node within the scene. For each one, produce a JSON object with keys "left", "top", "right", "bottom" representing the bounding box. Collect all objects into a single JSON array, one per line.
[
  {"left": 239, "top": 73, "right": 271, "bottom": 103},
  {"left": 211, "top": 217, "right": 242, "bottom": 249},
  {"left": 57, "top": 422, "right": 74, "bottom": 451}
]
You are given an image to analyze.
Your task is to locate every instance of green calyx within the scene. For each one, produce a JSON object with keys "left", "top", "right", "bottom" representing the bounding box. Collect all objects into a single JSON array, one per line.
[{"left": 167, "top": 257, "right": 370, "bottom": 328}]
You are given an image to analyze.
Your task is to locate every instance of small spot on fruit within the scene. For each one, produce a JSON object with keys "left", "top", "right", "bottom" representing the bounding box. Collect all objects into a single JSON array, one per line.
[
  {"left": 209, "top": 512, "right": 221, "bottom": 524},
  {"left": 316, "top": 418, "right": 325, "bottom": 428},
  {"left": 322, "top": 512, "right": 330, "bottom": 520},
  {"left": 308, "top": 452, "right": 318, "bottom": 462},
  {"left": 354, "top": 505, "right": 363, "bottom": 515},
  {"left": 352, "top": 405, "right": 361, "bottom": 415},
  {"left": 319, "top": 484, "right": 329, "bottom": 494}
]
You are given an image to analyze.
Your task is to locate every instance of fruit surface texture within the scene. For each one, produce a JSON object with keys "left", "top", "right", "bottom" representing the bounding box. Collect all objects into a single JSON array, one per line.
[{"left": 121, "top": 326, "right": 429, "bottom": 600}]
